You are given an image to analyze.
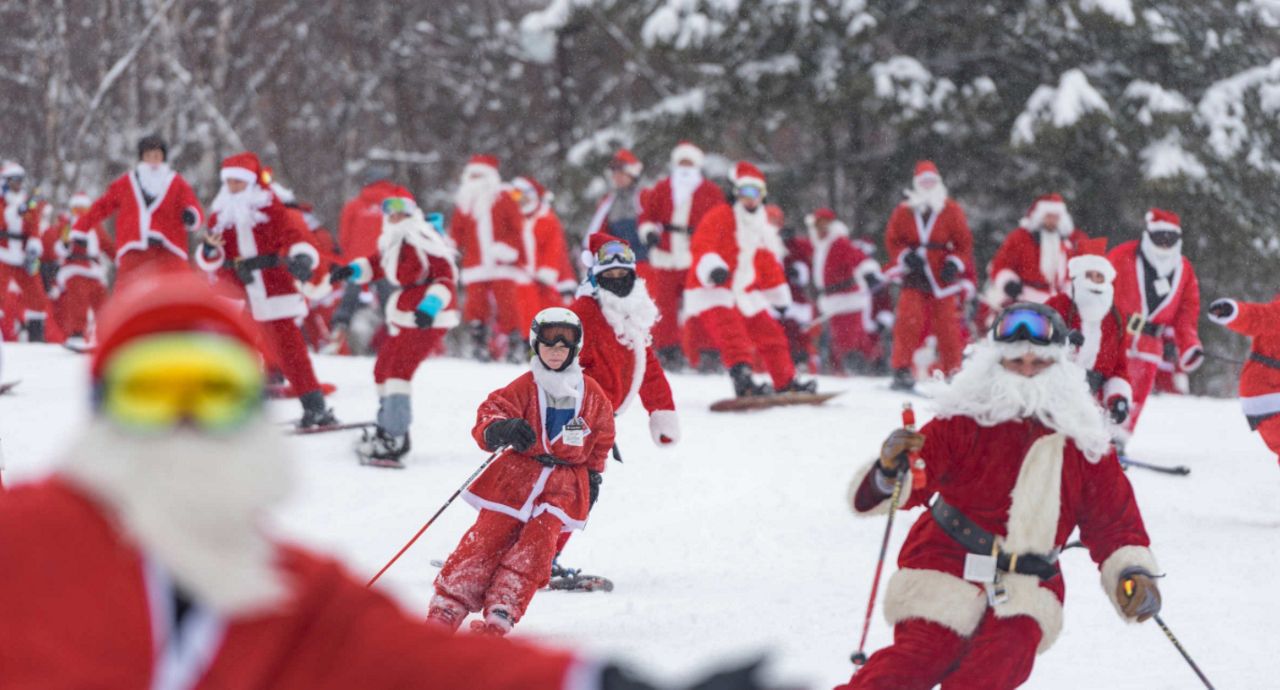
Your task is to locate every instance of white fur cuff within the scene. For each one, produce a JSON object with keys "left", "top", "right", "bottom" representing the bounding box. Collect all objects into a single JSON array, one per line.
[
  {"left": 1100, "top": 545, "right": 1160, "bottom": 622},
  {"left": 883, "top": 568, "right": 987, "bottom": 637},
  {"left": 695, "top": 252, "right": 729, "bottom": 287},
  {"left": 648, "top": 409, "right": 680, "bottom": 446},
  {"left": 1207, "top": 299, "right": 1238, "bottom": 326},
  {"left": 1102, "top": 377, "right": 1133, "bottom": 405},
  {"left": 847, "top": 459, "right": 912, "bottom": 515},
  {"left": 1180, "top": 346, "right": 1204, "bottom": 372}
]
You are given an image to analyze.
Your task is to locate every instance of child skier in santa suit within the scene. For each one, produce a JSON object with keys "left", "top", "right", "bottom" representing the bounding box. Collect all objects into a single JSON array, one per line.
[
  {"left": 330, "top": 195, "right": 459, "bottom": 466},
  {"left": 1209, "top": 294, "right": 1280, "bottom": 466},
  {"left": 428, "top": 308, "right": 615, "bottom": 635}
]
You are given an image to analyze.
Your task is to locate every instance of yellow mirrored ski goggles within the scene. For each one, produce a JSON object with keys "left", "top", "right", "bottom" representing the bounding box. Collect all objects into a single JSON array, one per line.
[{"left": 100, "top": 333, "right": 264, "bottom": 433}]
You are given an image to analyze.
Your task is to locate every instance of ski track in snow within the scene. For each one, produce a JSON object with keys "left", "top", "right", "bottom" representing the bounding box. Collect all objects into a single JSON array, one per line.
[{"left": 2, "top": 344, "right": 1276, "bottom": 688}]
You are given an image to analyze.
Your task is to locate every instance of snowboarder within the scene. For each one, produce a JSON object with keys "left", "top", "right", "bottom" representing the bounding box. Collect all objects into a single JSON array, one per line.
[
  {"left": 685, "top": 162, "right": 816, "bottom": 398},
  {"left": 428, "top": 307, "right": 615, "bottom": 636},
  {"left": 882, "top": 161, "right": 975, "bottom": 390},
  {"left": 1108, "top": 208, "right": 1202, "bottom": 438},
  {"left": 0, "top": 161, "right": 50, "bottom": 341},
  {"left": 808, "top": 208, "right": 886, "bottom": 375},
  {"left": 196, "top": 151, "right": 335, "bottom": 429},
  {"left": 638, "top": 141, "right": 728, "bottom": 371},
  {"left": 985, "top": 193, "right": 1088, "bottom": 312},
  {"left": 1208, "top": 294, "right": 1280, "bottom": 465},
  {"left": 839, "top": 302, "right": 1161, "bottom": 690},
  {"left": 450, "top": 154, "right": 529, "bottom": 361},
  {"left": 72, "top": 135, "right": 203, "bottom": 281},
  {"left": 330, "top": 195, "right": 459, "bottom": 467}
]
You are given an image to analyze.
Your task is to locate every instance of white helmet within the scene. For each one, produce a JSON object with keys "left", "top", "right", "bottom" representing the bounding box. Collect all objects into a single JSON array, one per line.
[{"left": 529, "top": 307, "right": 583, "bottom": 371}]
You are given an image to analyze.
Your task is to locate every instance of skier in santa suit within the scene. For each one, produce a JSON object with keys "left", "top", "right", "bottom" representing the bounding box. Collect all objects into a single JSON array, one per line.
[
  {"left": 0, "top": 271, "right": 594, "bottom": 690},
  {"left": 330, "top": 195, "right": 460, "bottom": 466},
  {"left": 428, "top": 308, "right": 616, "bottom": 636},
  {"left": 585, "top": 148, "right": 651, "bottom": 265},
  {"left": 73, "top": 135, "right": 203, "bottom": 281},
  {"left": 52, "top": 191, "right": 114, "bottom": 349},
  {"left": 328, "top": 164, "right": 403, "bottom": 353},
  {"left": 808, "top": 208, "right": 885, "bottom": 375},
  {"left": 883, "top": 161, "right": 975, "bottom": 391},
  {"left": 196, "top": 151, "right": 336, "bottom": 429},
  {"left": 986, "top": 193, "right": 1088, "bottom": 314},
  {"left": 1045, "top": 237, "right": 1133, "bottom": 430},
  {"left": 513, "top": 175, "right": 576, "bottom": 327},
  {"left": 0, "top": 161, "right": 51, "bottom": 341},
  {"left": 1209, "top": 295, "right": 1280, "bottom": 466},
  {"left": 1108, "top": 208, "right": 1203, "bottom": 438},
  {"left": 637, "top": 141, "right": 728, "bottom": 370},
  {"left": 450, "top": 155, "right": 530, "bottom": 360},
  {"left": 838, "top": 302, "right": 1161, "bottom": 690}
]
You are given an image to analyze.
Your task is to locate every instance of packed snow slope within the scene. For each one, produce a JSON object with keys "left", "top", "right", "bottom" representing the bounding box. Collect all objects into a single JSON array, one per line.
[{"left": 3, "top": 344, "right": 1276, "bottom": 689}]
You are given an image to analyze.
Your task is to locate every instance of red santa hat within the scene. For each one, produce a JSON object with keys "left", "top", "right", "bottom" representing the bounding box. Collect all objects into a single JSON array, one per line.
[
  {"left": 610, "top": 149, "right": 643, "bottom": 178},
  {"left": 1021, "top": 193, "right": 1072, "bottom": 231},
  {"left": 670, "top": 141, "right": 705, "bottom": 168},
  {"left": 1145, "top": 207, "right": 1181, "bottom": 234},
  {"left": 812, "top": 207, "right": 837, "bottom": 222},
  {"left": 913, "top": 160, "right": 940, "bottom": 181},
  {"left": 69, "top": 191, "right": 92, "bottom": 208},
  {"left": 463, "top": 154, "right": 501, "bottom": 181},
  {"left": 583, "top": 232, "right": 636, "bottom": 276},
  {"left": 1067, "top": 236, "right": 1115, "bottom": 282},
  {"left": 91, "top": 269, "right": 264, "bottom": 384},
  {"left": 512, "top": 175, "right": 546, "bottom": 203},
  {"left": 220, "top": 152, "right": 266, "bottom": 186},
  {"left": 731, "top": 161, "right": 767, "bottom": 192}
]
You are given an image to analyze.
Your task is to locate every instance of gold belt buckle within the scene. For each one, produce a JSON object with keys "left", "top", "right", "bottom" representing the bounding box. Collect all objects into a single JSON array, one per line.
[{"left": 1126, "top": 314, "right": 1146, "bottom": 336}]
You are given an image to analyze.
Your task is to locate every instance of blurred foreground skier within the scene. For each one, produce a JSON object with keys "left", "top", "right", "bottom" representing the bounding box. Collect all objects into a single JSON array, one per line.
[{"left": 1209, "top": 294, "right": 1280, "bottom": 466}]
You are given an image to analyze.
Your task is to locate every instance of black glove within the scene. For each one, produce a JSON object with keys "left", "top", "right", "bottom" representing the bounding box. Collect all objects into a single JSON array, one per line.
[
  {"left": 643, "top": 231, "right": 661, "bottom": 250},
  {"left": 1003, "top": 280, "right": 1023, "bottom": 300},
  {"left": 1208, "top": 298, "right": 1236, "bottom": 320},
  {"left": 181, "top": 208, "right": 198, "bottom": 228},
  {"left": 1109, "top": 397, "right": 1130, "bottom": 424},
  {"left": 287, "top": 253, "right": 314, "bottom": 281},
  {"left": 329, "top": 263, "right": 356, "bottom": 284},
  {"left": 413, "top": 310, "right": 435, "bottom": 328},
  {"left": 902, "top": 251, "right": 925, "bottom": 273},
  {"left": 864, "top": 272, "right": 882, "bottom": 291},
  {"left": 588, "top": 469, "right": 602, "bottom": 508},
  {"left": 483, "top": 418, "right": 537, "bottom": 452},
  {"left": 709, "top": 267, "right": 730, "bottom": 286},
  {"left": 939, "top": 259, "right": 960, "bottom": 285},
  {"left": 1068, "top": 329, "right": 1085, "bottom": 347}
]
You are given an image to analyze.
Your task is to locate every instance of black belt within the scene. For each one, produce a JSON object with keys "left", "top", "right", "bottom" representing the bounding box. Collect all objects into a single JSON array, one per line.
[
  {"left": 931, "top": 497, "right": 1061, "bottom": 581},
  {"left": 532, "top": 453, "right": 574, "bottom": 467},
  {"left": 662, "top": 224, "right": 691, "bottom": 234},
  {"left": 66, "top": 253, "right": 93, "bottom": 262},
  {"left": 4, "top": 232, "right": 26, "bottom": 241},
  {"left": 146, "top": 237, "right": 167, "bottom": 249},
  {"left": 236, "top": 255, "right": 281, "bottom": 271},
  {"left": 1125, "top": 313, "right": 1165, "bottom": 337},
  {"left": 1249, "top": 352, "right": 1280, "bottom": 371}
]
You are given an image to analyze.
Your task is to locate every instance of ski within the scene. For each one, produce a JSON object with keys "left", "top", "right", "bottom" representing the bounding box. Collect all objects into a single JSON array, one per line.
[
  {"left": 428, "top": 559, "right": 614, "bottom": 592},
  {"left": 287, "top": 421, "right": 375, "bottom": 436},
  {"left": 1119, "top": 456, "right": 1191, "bottom": 476},
  {"left": 710, "top": 391, "right": 840, "bottom": 412},
  {"left": 359, "top": 456, "right": 406, "bottom": 469},
  {"left": 0, "top": 380, "right": 20, "bottom": 395}
]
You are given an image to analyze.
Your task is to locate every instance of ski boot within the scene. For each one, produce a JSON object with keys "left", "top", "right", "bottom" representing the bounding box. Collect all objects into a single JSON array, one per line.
[
  {"left": 657, "top": 346, "right": 685, "bottom": 373},
  {"left": 505, "top": 331, "right": 529, "bottom": 364},
  {"left": 890, "top": 367, "right": 916, "bottom": 392},
  {"left": 24, "top": 318, "right": 44, "bottom": 343},
  {"left": 729, "top": 363, "right": 772, "bottom": 398},
  {"left": 467, "top": 321, "right": 492, "bottom": 362},
  {"left": 696, "top": 349, "right": 723, "bottom": 374},
  {"left": 469, "top": 608, "right": 513, "bottom": 636},
  {"left": 778, "top": 377, "right": 818, "bottom": 394},
  {"left": 298, "top": 390, "right": 338, "bottom": 429},
  {"left": 356, "top": 427, "right": 411, "bottom": 468},
  {"left": 425, "top": 594, "right": 467, "bottom": 633}
]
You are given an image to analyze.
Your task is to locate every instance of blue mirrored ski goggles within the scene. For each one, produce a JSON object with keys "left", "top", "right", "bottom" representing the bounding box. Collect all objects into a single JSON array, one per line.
[
  {"left": 993, "top": 304, "right": 1066, "bottom": 346},
  {"left": 595, "top": 240, "right": 635, "bottom": 267}
]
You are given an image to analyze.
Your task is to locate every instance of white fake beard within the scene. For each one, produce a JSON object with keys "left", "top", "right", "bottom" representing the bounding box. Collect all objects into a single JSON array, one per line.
[
  {"left": 210, "top": 183, "right": 272, "bottom": 233},
  {"left": 671, "top": 167, "right": 703, "bottom": 208},
  {"left": 928, "top": 339, "right": 1112, "bottom": 462},
  {"left": 454, "top": 170, "right": 501, "bottom": 216},
  {"left": 531, "top": 356, "right": 584, "bottom": 400},
  {"left": 598, "top": 276, "right": 659, "bottom": 349},
  {"left": 135, "top": 162, "right": 174, "bottom": 200},
  {"left": 378, "top": 211, "right": 452, "bottom": 278},
  {"left": 904, "top": 180, "right": 947, "bottom": 213},
  {"left": 1071, "top": 278, "right": 1114, "bottom": 323},
  {"left": 59, "top": 417, "right": 293, "bottom": 615},
  {"left": 1140, "top": 232, "right": 1182, "bottom": 277},
  {"left": 1038, "top": 230, "right": 1066, "bottom": 287}
]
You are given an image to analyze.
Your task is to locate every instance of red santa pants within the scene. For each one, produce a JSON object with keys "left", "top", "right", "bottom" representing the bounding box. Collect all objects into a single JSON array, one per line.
[
  {"left": 698, "top": 307, "right": 795, "bottom": 389},
  {"left": 57, "top": 277, "right": 107, "bottom": 337},
  {"left": 115, "top": 248, "right": 190, "bottom": 284},
  {"left": 681, "top": 312, "right": 719, "bottom": 366},
  {"left": 0, "top": 264, "right": 48, "bottom": 321},
  {"left": 433, "top": 509, "right": 562, "bottom": 625},
  {"left": 462, "top": 280, "right": 524, "bottom": 335},
  {"left": 835, "top": 613, "right": 1041, "bottom": 690},
  {"left": 258, "top": 318, "right": 321, "bottom": 397},
  {"left": 829, "top": 312, "right": 882, "bottom": 364},
  {"left": 1122, "top": 354, "right": 1163, "bottom": 436},
  {"left": 648, "top": 267, "right": 687, "bottom": 351},
  {"left": 890, "top": 289, "right": 964, "bottom": 374},
  {"left": 373, "top": 328, "right": 443, "bottom": 384}
]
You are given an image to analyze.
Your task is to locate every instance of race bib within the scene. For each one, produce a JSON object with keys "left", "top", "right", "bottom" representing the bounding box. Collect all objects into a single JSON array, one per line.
[
  {"left": 562, "top": 418, "right": 587, "bottom": 447},
  {"left": 963, "top": 553, "right": 997, "bottom": 584}
]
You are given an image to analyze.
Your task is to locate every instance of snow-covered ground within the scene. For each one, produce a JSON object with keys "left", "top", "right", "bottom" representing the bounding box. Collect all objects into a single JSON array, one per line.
[{"left": 3, "top": 344, "right": 1276, "bottom": 688}]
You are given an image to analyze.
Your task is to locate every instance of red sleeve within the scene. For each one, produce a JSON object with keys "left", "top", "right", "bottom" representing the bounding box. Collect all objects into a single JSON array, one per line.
[
  {"left": 585, "top": 383, "right": 616, "bottom": 470},
  {"left": 175, "top": 176, "right": 203, "bottom": 230},
  {"left": 946, "top": 205, "right": 975, "bottom": 275},
  {"left": 638, "top": 345, "right": 675, "bottom": 413},
  {"left": 883, "top": 206, "right": 913, "bottom": 264},
  {"left": 1076, "top": 450, "right": 1151, "bottom": 566},
  {"left": 493, "top": 196, "right": 526, "bottom": 253},
  {"left": 472, "top": 380, "right": 528, "bottom": 452},
  {"left": 73, "top": 180, "right": 122, "bottom": 233},
  {"left": 1173, "top": 265, "right": 1202, "bottom": 362},
  {"left": 1228, "top": 299, "right": 1280, "bottom": 337}
]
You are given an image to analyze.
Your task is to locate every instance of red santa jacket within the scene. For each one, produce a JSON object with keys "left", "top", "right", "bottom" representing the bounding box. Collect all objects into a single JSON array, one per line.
[
  {"left": 883, "top": 199, "right": 975, "bottom": 299},
  {"left": 463, "top": 371, "right": 615, "bottom": 530},
  {"left": 74, "top": 167, "right": 202, "bottom": 264},
  {"left": 525, "top": 205, "right": 576, "bottom": 295},
  {"left": 570, "top": 294, "right": 674, "bottom": 423},
  {"left": 0, "top": 190, "right": 42, "bottom": 267},
  {"left": 197, "top": 195, "right": 320, "bottom": 322},
  {"left": 850, "top": 416, "right": 1154, "bottom": 653},
  {"left": 1108, "top": 240, "right": 1202, "bottom": 371},
  {"left": 685, "top": 203, "right": 791, "bottom": 318},
  {"left": 0, "top": 479, "right": 580, "bottom": 690},
  {"left": 53, "top": 215, "right": 114, "bottom": 290},
  {"left": 1212, "top": 297, "right": 1280, "bottom": 428},
  {"left": 813, "top": 228, "right": 881, "bottom": 330},
  {"left": 989, "top": 227, "right": 1090, "bottom": 302},
  {"left": 1046, "top": 293, "right": 1133, "bottom": 406},
  {"left": 637, "top": 177, "right": 726, "bottom": 270},
  {"left": 338, "top": 180, "right": 405, "bottom": 260},
  {"left": 351, "top": 218, "right": 459, "bottom": 336},
  {"left": 450, "top": 192, "right": 528, "bottom": 285}
]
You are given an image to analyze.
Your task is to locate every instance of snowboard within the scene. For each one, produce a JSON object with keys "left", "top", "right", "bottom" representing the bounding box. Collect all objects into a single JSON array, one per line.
[
  {"left": 287, "top": 421, "right": 375, "bottom": 436},
  {"left": 0, "top": 380, "right": 19, "bottom": 395},
  {"left": 268, "top": 381, "right": 338, "bottom": 399},
  {"left": 710, "top": 390, "right": 840, "bottom": 412}
]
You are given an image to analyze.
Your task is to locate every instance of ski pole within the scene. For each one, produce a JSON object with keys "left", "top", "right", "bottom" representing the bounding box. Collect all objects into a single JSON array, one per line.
[
  {"left": 851, "top": 403, "right": 917, "bottom": 666},
  {"left": 1124, "top": 579, "right": 1215, "bottom": 689},
  {"left": 366, "top": 446, "right": 506, "bottom": 588}
]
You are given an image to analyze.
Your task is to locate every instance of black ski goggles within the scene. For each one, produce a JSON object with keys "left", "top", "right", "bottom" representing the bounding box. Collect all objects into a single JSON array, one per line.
[
  {"left": 534, "top": 323, "right": 581, "bottom": 349},
  {"left": 992, "top": 303, "right": 1068, "bottom": 346},
  {"left": 1147, "top": 230, "right": 1180, "bottom": 248},
  {"left": 595, "top": 240, "right": 635, "bottom": 267}
]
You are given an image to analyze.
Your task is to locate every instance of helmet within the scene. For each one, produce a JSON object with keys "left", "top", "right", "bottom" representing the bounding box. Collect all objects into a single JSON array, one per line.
[{"left": 529, "top": 307, "right": 583, "bottom": 372}]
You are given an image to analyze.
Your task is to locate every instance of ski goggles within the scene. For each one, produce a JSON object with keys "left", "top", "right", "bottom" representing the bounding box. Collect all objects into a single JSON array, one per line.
[
  {"left": 534, "top": 324, "right": 581, "bottom": 349},
  {"left": 992, "top": 304, "right": 1067, "bottom": 346},
  {"left": 595, "top": 240, "right": 635, "bottom": 267},
  {"left": 736, "top": 184, "right": 765, "bottom": 200},
  {"left": 99, "top": 333, "right": 265, "bottom": 433},
  {"left": 381, "top": 196, "right": 414, "bottom": 216},
  {"left": 1147, "top": 229, "right": 1180, "bottom": 248}
]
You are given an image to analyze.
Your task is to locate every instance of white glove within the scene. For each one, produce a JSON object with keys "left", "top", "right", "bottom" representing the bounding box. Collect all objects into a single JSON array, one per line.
[{"left": 649, "top": 409, "right": 680, "bottom": 447}]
